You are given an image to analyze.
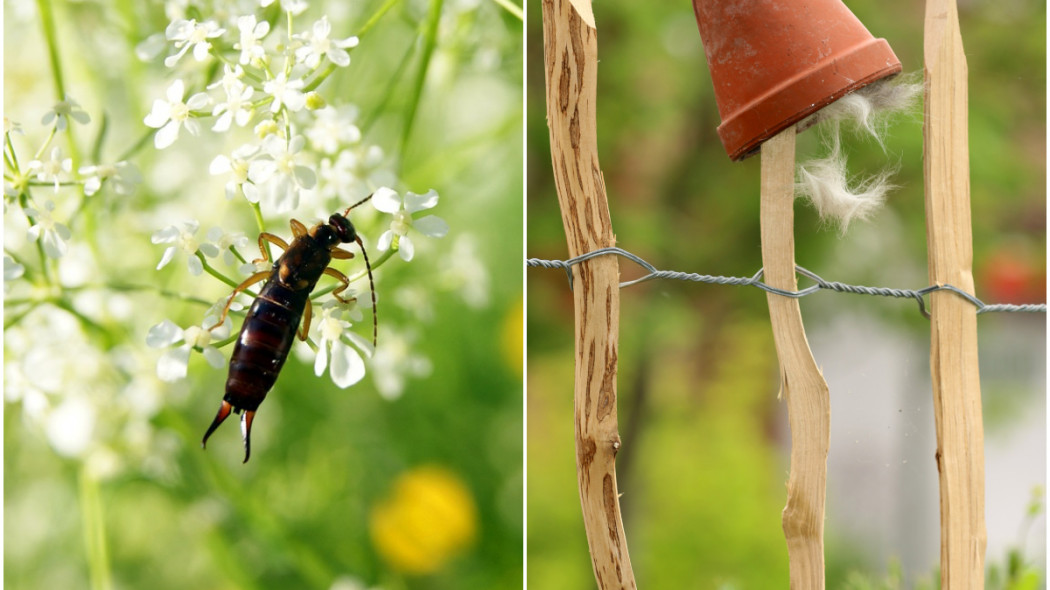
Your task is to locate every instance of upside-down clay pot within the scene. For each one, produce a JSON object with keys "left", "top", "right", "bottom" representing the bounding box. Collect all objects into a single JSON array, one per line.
[{"left": 692, "top": 0, "right": 902, "bottom": 160}]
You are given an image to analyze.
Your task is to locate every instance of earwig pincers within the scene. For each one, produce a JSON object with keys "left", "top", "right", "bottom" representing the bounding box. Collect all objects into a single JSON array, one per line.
[{"left": 202, "top": 195, "right": 377, "bottom": 462}]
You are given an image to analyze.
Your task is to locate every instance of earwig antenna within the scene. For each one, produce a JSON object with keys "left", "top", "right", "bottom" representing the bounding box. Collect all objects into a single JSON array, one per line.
[
  {"left": 356, "top": 235, "right": 378, "bottom": 347},
  {"left": 343, "top": 192, "right": 374, "bottom": 216}
]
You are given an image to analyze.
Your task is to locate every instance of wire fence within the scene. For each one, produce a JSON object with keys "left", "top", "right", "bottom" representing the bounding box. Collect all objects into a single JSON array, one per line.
[{"left": 527, "top": 246, "right": 1047, "bottom": 318}]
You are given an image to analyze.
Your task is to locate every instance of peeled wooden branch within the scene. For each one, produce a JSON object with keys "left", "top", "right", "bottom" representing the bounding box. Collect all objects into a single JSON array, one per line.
[
  {"left": 923, "top": 0, "right": 986, "bottom": 586},
  {"left": 541, "top": 0, "right": 637, "bottom": 587},
  {"left": 760, "top": 127, "right": 830, "bottom": 589}
]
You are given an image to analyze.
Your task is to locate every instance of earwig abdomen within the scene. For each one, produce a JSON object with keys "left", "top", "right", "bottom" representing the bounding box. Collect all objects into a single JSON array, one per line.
[{"left": 225, "top": 283, "right": 308, "bottom": 409}]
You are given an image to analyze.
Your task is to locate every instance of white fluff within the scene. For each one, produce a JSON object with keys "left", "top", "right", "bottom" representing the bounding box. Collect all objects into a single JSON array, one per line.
[
  {"left": 796, "top": 130, "right": 896, "bottom": 235},
  {"left": 794, "top": 75, "right": 921, "bottom": 234}
]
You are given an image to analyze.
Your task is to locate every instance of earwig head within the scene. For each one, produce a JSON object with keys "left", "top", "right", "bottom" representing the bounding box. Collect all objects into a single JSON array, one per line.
[{"left": 328, "top": 213, "right": 357, "bottom": 244}]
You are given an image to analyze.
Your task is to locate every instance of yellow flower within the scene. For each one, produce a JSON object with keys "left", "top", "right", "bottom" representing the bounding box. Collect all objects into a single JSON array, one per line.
[
  {"left": 369, "top": 465, "right": 477, "bottom": 575},
  {"left": 501, "top": 297, "right": 523, "bottom": 377}
]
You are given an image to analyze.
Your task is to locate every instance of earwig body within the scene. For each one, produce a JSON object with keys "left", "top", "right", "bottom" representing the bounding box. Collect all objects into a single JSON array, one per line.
[{"left": 203, "top": 196, "right": 377, "bottom": 462}]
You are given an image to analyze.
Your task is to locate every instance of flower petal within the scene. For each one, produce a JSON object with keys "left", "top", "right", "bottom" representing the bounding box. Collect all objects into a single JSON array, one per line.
[
  {"left": 156, "top": 246, "right": 176, "bottom": 270},
  {"left": 371, "top": 187, "right": 401, "bottom": 213},
  {"left": 147, "top": 320, "right": 184, "bottom": 347},
  {"left": 202, "top": 347, "right": 226, "bottom": 369},
  {"left": 210, "top": 154, "right": 232, "bottom": 174},
  {"left": 377, "top": 230, "right": 394, "bottom": 252},
  {"left": 413, "top": 215, "right": 449, "bottom": 238},
  {"left": 157, "top": 346, "right": 191, "bottom": 382},
  {"left": 329, "top": 339, "right": 365, "bottom": 388},
  {"left": 154, "top": 121, "right": 180, "bottom": 149},
  {"left": 314, "top": 339, "right": 329, "bottom": 376},
  {"left": 404, "top": 189, "right": 438, "bottom": 213},
  {"left": 398, "top": 235, "right": 415, "bottom": 261}
]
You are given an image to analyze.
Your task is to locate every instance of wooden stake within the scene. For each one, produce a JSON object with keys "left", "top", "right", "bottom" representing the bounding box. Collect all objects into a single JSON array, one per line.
[
  {"left": 541, "top": 0, "right": 637, "bottom": 587},
  {"left": 923, "top": 0, "right": 986, "bottom": 587},
  {"left": 759, "top": 127, "right": 830, "bottom": 589}
]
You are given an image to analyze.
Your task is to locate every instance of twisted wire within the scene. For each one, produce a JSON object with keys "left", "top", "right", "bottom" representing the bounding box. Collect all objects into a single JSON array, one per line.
[{"left": 526, "top": 247, "right": 1046, "bottom": 318}]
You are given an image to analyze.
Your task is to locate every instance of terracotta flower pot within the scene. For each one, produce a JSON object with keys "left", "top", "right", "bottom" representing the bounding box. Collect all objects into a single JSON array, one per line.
[{"left": 692, "top": 0, "right": 902, "bottom": 161}]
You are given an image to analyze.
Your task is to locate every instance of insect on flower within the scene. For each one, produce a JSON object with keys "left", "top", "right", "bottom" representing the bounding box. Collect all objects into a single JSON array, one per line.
[{"left": 202, "top": 195, "right": 378, "bottom": 462}]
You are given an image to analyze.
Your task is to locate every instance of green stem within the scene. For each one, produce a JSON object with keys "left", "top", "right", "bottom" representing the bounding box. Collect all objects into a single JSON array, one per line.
[
  {"left": 400, "top": 0, "right": 444, "bottom": 158},
  {"left": 357, "top": 0, "right": 402, "bottom": 37},
  {"left": 36, "top": 0, "right": 82, "bottom": 167},
  {"left": 36, "top": 0, "right": 66, "bottom": 99},
  {"left": 116, "top": 128, "right": 156, "bottom": 162},
  {"left": 79, "top": 467, "right": 113, "bottom": 590},
  {"left": 488, "top": 0, "right": 523, "bottom": 20},
  {"left": 303, "top": 64, "right": 337, "bottom": 93},
  {"left": 5, "top": 132, "right": 21, "bottom": 171},
  {"left": 18, "top": 189, "right": 55, "bottom": 287},
  {"left": 3, "top": 303, "right": 37, "bottom": 330},
  {"left": 360, "top": 40, "right": 417, "bottom": 136},
  {"left": 198, "top": 252, "right": 242, "bottom": 290}
]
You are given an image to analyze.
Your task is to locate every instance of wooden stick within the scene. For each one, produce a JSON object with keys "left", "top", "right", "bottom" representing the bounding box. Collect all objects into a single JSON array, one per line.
[
  {"left": 541, "top": 0, "right": 637, "bottom": 587},
  {"left": 759, "top": 127, "right": 830, "bottom": 589},
  {"left": 923, "top": 1, "right": 986, "bottom": 587}
]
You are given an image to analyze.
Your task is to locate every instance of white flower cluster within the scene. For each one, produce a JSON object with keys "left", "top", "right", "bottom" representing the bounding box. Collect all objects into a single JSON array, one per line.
[
  {"left": 5, "top": 107, "right": 142, "bottom": 260},
  {"left": 142, "top": 9, "right": 372, "bottom": 213}
]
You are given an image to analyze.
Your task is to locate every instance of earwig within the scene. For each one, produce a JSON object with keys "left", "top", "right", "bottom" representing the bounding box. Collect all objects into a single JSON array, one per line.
[{"left": 202, "top": 194, "right": 377, "bottom": 462}]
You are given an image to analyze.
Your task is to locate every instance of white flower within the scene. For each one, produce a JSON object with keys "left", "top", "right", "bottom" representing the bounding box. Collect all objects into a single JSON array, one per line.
[
  {"left": 443, "top": 234, "right": 489, "bottom": 308},
  {"left": 372, "top": 187, "right": 449, "bottom": 262},
  {"left": 41, "top": 96, "right": 91, "bottom": 131},
  {"left": 207, "top": 64, "right": 245, "bottom": 93},
  {"left": 25, "top": 147, "right": 72, "bottom": 192},
  {"left": 248, "top": 134, "right": 316, "bottom": 213},
  {"left": 25, "top": 201, "right": 72, "bottom": 258},
  {"left": 5, "top": 254, "right": 25, "bottom": 293},
  {"left": 234, "top": 14, "right": 270, "bottom": 65},
  {"left": 144, "top": 79, "right": 211, "bottom": 149},
  {"left": 262, "top": 71, "right": 306, "bottom": 113},
  {"left": 369, "top": 328, "right": 431, "bottom": 400},
  {"left": 78, "top": 161, "right": 142, "bottom": 196},
  {"left": 5, "top": 117, "right": 24, "bottom": 135},
  {"left": 164, "top": 19, "right": 226, "bottom": 67},
  {"left": 206, "top": 226, "right": 250, "bottom": 266},
  {"left": 313, "top": 304, "right": 372, "bottom": 389},
  {"left": 135, "top": 32, "right": 168, "bottom": 61},
  {"left": 152, "top": 219, "right": 220, "bottom": 275},
  {"left": 306, "top": 106, "right": 361, "bottom": 154},
  {"left": 211, "top": 77, "right": 255, "bottom": 132},
  {"left": 261, "top": 0, "right": 308, "bottom": 16},
  {"left": 46, "top": 396, "right": 96, "bottom": 457},
  {"left": 294, "top": 17, "right": 359, "bottom": 69},
  {"left": 210, "top": 143, "right": 260, "bottom": 202},
  {"left": 317, "top": 144, "right": 395, "bottom": 201},
  {"left": 147, "top": 317, "right": 229, "bottom": 382}
]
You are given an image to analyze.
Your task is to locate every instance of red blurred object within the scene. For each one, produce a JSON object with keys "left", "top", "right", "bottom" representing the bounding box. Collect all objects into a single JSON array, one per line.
[{"left": 978, "top": 249, "right": 1047, "bottom": 305}]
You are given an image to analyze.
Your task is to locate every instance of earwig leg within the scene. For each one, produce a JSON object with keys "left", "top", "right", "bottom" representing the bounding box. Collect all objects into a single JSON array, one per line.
[
  {"left": 255, "top": 232, "right": 289, "bottom": 265},
  {"left": 241, "top": 410, "right": 256, "bottom": 463},
  {"left": 210, "top": 271, "right": 271, "bottom": 331},
  {"left": 290, "top": 219, "right": 308, "bottom": 238},
  {"left": 323, "top": 267, "right": 353, "bottom": 303},
  {"left": 330, "top": 247, "right": 355, "bottom": 260},
  {"left": 202, "top": 400, "right": 234, "bottom": 449},
  {"left": 299, "top": 299, "right": 313, "bottom": 341}
]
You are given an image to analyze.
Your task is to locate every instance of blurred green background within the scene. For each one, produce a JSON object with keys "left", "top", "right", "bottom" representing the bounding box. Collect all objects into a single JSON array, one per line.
[
  {"left": 527, "top": 1, "right": 1045, "bottom": 588},
  {"left": 5, "top": 0, "right": 522, "bottom": 588}
]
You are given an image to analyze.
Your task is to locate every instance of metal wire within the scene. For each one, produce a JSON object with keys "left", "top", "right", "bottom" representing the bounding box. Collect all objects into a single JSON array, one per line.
[{"left": 526, "top": 246, "right": 1047, "bottom": 318}]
